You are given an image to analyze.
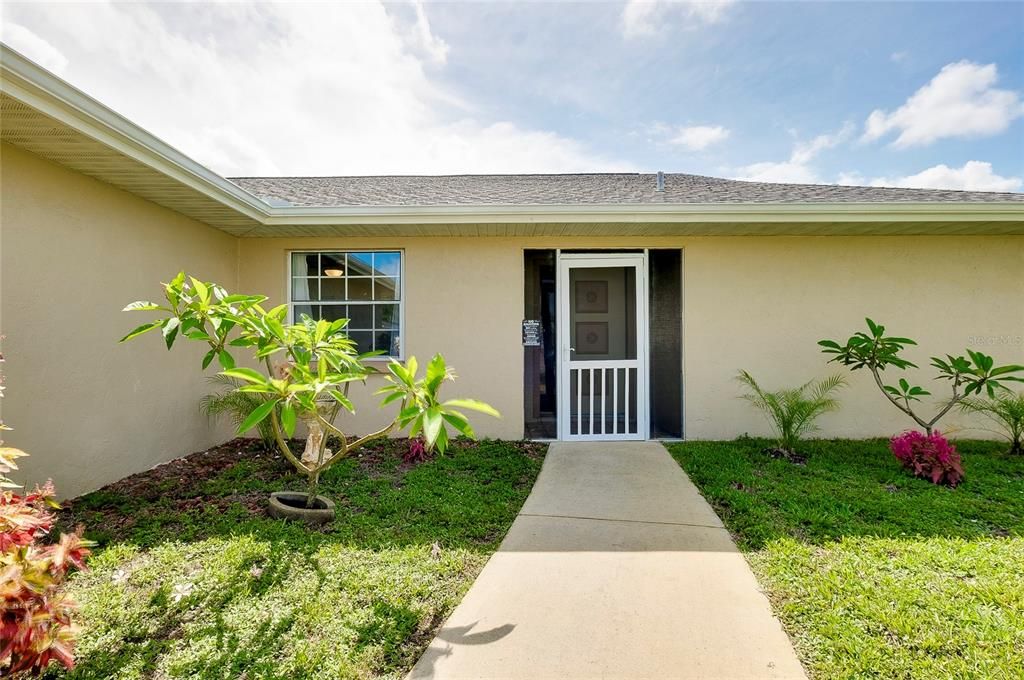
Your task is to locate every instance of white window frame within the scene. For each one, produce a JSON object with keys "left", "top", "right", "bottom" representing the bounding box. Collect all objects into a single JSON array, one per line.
[{"left": 286, "top": 249, "right": 406, "bottom": 360}]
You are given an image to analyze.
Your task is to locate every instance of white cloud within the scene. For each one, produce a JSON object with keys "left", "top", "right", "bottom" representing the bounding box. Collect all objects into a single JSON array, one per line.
[
  {"left": 890, "top": 51, "right": 908, "bottom": 63},
  {"left": 733, "top": 123, "right": 854, "bottom": 184},
  {"left": 1, "top": 22, "right": 68, "bottom": 74},
  {"left": 405, "top": 0, "right": 450, "bottom": 65},
  {"left": 622, "top": 0, "right": 735, "bottom": 39},
  {"left": 862, "top": 61, "right": 1024, "bottom": 148},
  {"left": 861, "top": 161, "right": 1022, "bottom": 192},
  {"left": 1, "top": 2, "right": 630, "bottom": 176},
  {"left": 646, "top": 123, "right": 730, "bottom": 151},
  {"left": 668, "top": 124, "right": 730, "bottom": 150},
  {"left": 733, "top": 160, "right": 820, "bottom": 184}
]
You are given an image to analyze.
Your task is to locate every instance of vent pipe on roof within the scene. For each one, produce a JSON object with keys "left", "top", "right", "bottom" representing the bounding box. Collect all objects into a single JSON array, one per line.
[{"left": 655, "top": 171, "right": 665, "bottom": 192}]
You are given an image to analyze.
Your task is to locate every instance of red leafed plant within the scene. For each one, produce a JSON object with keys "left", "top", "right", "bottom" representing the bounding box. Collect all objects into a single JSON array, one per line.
[
  {"left": 1, "top": 344, "right": 92, "bottom": 675},
  {"left": 403, "top": 437, "right": 431, "bottom": 465},
  {"left": 889, "top": 430, "right": 965, "bottom": 487}
]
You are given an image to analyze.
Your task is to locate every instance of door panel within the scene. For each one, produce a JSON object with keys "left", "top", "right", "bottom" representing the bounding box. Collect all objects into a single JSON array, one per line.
[{"left": 558, "top": 255, "right": 647, "bottom": 441}]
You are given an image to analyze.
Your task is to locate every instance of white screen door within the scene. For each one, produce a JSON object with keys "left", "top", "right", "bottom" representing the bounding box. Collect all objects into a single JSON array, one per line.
[{"left": 558, "top": 254, "right": 648, "bottom": 441}]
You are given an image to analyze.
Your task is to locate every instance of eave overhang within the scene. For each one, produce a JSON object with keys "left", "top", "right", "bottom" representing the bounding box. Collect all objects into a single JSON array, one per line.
[{"left": 3, "top": 44, "right": 1023, "bottom": 237}]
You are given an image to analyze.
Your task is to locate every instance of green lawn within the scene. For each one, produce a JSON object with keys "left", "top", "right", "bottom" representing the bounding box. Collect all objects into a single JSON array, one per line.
[
  {"left": 668, "top": 438, "right": 1024, "bottom": 680},
  {"left": 48, "top": 438, "right": 545, "bottom": 680}
]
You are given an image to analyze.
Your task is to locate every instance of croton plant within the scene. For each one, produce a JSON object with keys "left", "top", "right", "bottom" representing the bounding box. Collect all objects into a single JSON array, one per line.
[{"left": 1, "top": 348, "right": 92, "bottom": 674}]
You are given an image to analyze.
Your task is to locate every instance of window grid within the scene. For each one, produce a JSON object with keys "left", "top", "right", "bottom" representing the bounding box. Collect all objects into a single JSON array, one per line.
[{"left": 288, "top": 251, "right": 403, "bottom": 358}]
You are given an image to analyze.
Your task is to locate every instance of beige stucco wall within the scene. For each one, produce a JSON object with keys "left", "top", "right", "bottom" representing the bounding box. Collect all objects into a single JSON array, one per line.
[
  {"left": 240, "top": 234, "right": 1023, "bottom": 442},
  {"left": 0, "top": 143, "right": 238, "bottom": 497},
  {"left": 2, "top": 139, "right": 1020, "bottom": 501}
]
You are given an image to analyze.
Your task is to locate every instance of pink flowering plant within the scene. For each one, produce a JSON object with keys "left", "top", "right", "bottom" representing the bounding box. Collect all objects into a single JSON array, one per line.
[{"left": 889, "top": 430, "right": 964, "bottom": 487}]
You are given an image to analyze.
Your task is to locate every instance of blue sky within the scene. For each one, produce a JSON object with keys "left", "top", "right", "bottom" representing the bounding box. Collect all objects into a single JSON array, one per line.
[{"left": 2, "top": 1, "right": 1022, "bottom": 191}]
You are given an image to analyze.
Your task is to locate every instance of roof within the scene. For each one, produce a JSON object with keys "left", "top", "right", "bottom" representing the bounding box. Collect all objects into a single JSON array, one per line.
[
  {"left": 2, "top": 43, "right": 1023, "bottom": 237},
  {"left": 229, "top": 173, "right": 1024, "bottom": 208}
]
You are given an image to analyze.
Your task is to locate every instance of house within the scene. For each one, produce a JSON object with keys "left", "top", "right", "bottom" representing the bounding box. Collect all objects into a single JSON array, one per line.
[{"left": 2, "top": 45, "right": 1022, "bottom": 498}]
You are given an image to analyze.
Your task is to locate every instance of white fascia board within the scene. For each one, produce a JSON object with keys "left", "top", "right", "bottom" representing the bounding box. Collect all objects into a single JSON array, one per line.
[{"left": 263, "top": 202, "right": 1024, "bottom": 225}]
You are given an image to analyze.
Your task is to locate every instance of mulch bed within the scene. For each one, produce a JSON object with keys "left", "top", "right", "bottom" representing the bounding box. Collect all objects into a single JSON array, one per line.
[{"left": 56, "top": 437, "right": 547, "bottom": 543}]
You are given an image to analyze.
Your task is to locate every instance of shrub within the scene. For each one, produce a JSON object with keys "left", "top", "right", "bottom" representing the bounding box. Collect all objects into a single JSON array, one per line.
[
  {"left": 122, "top": 273, "right": 499, "bottom": 506},
  {"left": 735, "top": 370, "right": 846, "bottom": 455},
  {"left": 820, "top": 318, "right": 1024, "bottom": 436},
  {"left": 959, "top": 391, "right": 1024, "bottom": 455},
  {"left": 0, "top": 346, "right": 92, "bottom": 675},
  {"left": 889, "top": 430, "right": 964, "bottom": 487},
  {"left": 200, "top": 375, "right": 275, "bottom": 448}
]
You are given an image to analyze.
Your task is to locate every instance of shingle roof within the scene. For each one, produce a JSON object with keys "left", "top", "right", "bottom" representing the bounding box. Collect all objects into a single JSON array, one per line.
[{"left": 227, "top": 173, "right": 1024, "bottom": 207}]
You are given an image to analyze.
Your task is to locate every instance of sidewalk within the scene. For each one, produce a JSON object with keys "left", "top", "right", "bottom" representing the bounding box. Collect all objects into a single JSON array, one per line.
[{"left": 408, "top": 441, "right": 806, "bottom": 679}]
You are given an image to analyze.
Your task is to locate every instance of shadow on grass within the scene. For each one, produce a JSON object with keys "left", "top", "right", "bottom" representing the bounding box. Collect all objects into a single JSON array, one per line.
[
  {"left": 667, "top": 437, "right": 1024, "bottom": 551},
  {"left": 46, "top": 438, "right": 546, "bottom": 680}
]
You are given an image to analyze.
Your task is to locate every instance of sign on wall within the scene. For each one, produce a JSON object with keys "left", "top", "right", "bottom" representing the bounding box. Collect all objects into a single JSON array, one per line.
[{"left": 522, "top": 319, "right": 541, "bottom": 346}]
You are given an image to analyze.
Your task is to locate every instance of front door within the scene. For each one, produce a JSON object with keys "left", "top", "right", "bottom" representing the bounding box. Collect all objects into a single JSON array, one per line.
[{"left": 558, "top": 254, "right": 648, "bottom": 440}]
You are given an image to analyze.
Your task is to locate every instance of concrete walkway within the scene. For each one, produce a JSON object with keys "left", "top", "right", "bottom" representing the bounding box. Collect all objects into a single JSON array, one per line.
[{"left": 409, "top": 441, "right": 806, "bottom": 679}]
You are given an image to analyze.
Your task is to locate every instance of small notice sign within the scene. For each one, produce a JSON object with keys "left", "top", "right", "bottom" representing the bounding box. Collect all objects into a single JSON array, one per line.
[{"left": 522, "top": 319, "right": 541, "bottom": 346}]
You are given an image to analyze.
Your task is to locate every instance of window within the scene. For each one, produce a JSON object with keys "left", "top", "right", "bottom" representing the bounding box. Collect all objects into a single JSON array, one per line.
[{"left": 289, "top": 250, "right": 403, "bottom": 357}]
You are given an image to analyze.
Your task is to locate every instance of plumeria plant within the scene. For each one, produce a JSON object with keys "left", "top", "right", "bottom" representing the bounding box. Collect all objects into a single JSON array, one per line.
[
  {"left": 121, "top": 273, "right": 499, "bottom": 508},
  {"left": 819, "top": 318, "right": 1024, "bottom": 436},
  {"left": 1, "top": 344, "right": 93, "bottom": 675}
]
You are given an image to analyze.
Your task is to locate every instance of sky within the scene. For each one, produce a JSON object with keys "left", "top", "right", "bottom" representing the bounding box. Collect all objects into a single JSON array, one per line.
[{"left": 2, "top": 1, "right": 1023, "bottom": 191}]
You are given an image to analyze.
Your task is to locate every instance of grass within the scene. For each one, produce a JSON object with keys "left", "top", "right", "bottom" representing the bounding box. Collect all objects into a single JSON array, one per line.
[
  {"left": 667, "top": 437, "right": 1024, "bottom": 680},
  {"left": 48, "top": 438, "right": 545, "bottom": 680}
]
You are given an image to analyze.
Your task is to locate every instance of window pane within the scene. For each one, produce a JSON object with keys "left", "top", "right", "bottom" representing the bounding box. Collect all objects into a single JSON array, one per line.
[
  {"left": 290, "top": 251, "right": 402, "bottom": 356},
  {"left": 347, "top": 304, "right": 373, "bottom": 329},
  {"left": 375, "top": 304, "right": 400, "bottom": 329},
  {"left": 348, "top": 277, "right": 372, "bottom": 301},
  {"left": 374, "top": 252, "right": 401, "bottom": 277},
  {"left": 375, "top": 277, "right": 399, "bottom": 301},
  {"left": 321, "top": 252, "right": 345, "bottom": 277},
  {"left": 347, "top": 253, "right": 374, "bottom": 277},
  {"left": 291, "top": 253, "right": 318, "bottom": 277},
  {"left": 375, "top": 331, "right": 399, "bottom": 356},
  {"left": 347, "top": 331, "right": 372, "bottom": 354},
  {"left": 321, "top": 277, "right": 345, "bottom": 301},
  {"left": 291, "top": 278, "right": 318, "bottom": 301},
  {"left": 320, "top": 304, "right": 347, "bottom": 323},
  {"left": 293, "top": 304, "right": 319, "bottom": 320}
]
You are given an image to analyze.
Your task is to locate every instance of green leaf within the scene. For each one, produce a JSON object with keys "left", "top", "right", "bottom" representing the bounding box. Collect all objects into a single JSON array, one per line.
[
  {"left": 220, "top": 367, "right": 268, "bottom": 385},
  {"left": 329, "top": 389, "right": 355, "bottom": 412},
  {"left": 217, "top": 350, "right": 236, "bottom": 370},
  {"left": 237, "top": 399, "right": 279, "bottom": 435},
  {"left": 119, "top": 321, "right": 162, "bottom": 343},
  {"left": 162, "top": 317, "right": 180, "bottom": 350},
  {"left": 442, "top": 411, "right": 475, "bottom": 438},
  {"left": 190, "top": 277, "right": 210, "bottom": 304},
  {"left": 426, "top": 354, "right": 448, "bottom": 390},
  {"left": 202, "top": 348, "right": 217, "bottom": 370},
  {"left": 442, "top": 399, "right": 501, "bottom": 418},
  {"left": 122, "top": 301, "right": 167, "bottom": 312},
  {"left": 280, "top": 402, "right": 297, "bottom": 438},
  {"left": 422, "top": 408, "right": 443, "bottom": 445}
]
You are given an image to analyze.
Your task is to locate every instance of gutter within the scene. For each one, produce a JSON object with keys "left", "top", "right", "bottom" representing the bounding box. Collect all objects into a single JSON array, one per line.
[{"left": 3, "top": 44, "right": 1023, "bottom": 229}]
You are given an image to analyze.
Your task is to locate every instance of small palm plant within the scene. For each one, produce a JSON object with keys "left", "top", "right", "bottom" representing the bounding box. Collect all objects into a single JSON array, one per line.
[
  {"left": 200, "top": 376, "right": 275, "bottom": 448},
  {"left": 959, "top": 390, "right": 1024, "bottom": 455},
  {"left": 736, "top": 370, "right": 847, "bottom": 455}
]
